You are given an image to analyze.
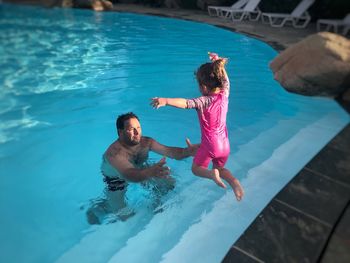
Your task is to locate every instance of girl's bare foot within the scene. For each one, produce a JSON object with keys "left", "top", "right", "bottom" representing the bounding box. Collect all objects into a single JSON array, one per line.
[
  {"left": 212, "top": 169, "right": 226, "bottom": 189},
  {"left": 230, "top": 178, "right": 244, "bottom": 201}
]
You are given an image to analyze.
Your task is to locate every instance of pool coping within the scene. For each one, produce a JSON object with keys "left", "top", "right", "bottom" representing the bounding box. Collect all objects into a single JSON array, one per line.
[{"left": 4, "top": 2, "right": 350, "bottom": 262}]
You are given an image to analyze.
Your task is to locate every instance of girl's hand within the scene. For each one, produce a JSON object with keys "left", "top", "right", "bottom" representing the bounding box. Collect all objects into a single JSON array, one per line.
[
  {"left": 208, "top": 52, "right": 219, "bottom": 62},
  {"left": 208, "top": 52, "right": 228, "bottom": 63},
  {"left": 150, "top": 97, "right": 167, "bottom": 109}
]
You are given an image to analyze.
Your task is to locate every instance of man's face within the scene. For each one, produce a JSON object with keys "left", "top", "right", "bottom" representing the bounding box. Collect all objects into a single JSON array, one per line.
[{"left": 120, "top": 118, "right": 142, "bottom": 146}]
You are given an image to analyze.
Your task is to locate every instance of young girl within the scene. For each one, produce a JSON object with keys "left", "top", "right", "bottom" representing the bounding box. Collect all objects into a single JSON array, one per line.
[{"left": 151, "top": 52, "right": 244, "bottom": 201}]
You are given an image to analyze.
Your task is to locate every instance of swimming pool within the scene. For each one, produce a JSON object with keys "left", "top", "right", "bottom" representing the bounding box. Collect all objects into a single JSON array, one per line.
[{"left": 0, "top": 3, "right": 349, "bottom": 263}]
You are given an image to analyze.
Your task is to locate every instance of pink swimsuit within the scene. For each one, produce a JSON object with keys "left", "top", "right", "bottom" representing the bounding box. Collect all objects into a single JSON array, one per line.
[{"left": 186, "top": 78, "right": 230, "bottom": 168}]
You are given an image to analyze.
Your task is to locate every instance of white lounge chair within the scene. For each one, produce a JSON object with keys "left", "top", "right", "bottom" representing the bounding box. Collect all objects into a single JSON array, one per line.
[
  {"left": 343, "top": 25, "right": 350, "bottom": 36},
  {"left": 221, "top": 0, "right": 262, "bottom": 21},
  {"left": 208, "top": 0, "right": 249, "bottom": 17},
  {"left": 261, "top": 0, "right": 315, "bottom": 28},
  {"left": 317, "top": 14, "right": 350, "bottom": 35}
]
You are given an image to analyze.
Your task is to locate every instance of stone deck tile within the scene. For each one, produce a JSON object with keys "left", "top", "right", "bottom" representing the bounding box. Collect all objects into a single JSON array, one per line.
[
  {"left": 305, "top": 144, "right": 350, "bottom": 187},
  {"left": 275, "top": 167, "right": 349, "bottom": 226},
  {"left": 222, "top": 246, "right": 265, "bottom": 263},
  {"left": 321, "top": 203, "right": 350, "bottom": 263},
  {"left": 226, "top": 199, "right": 331, "bottom": 263}
]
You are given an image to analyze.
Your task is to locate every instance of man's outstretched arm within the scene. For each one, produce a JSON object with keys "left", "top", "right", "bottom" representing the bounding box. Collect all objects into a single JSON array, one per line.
[
  {"left": 150, "top": 138, "right": 199, "bottom": 160},
  {"left": 108, "top": 154, "right": 170, "bottom": 182}
]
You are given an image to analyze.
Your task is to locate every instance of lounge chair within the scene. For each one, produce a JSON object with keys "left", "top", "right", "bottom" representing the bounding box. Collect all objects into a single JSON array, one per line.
[
  {"left": 343, "top": 25, "right": 350, "bottom": 36},
  {"left": 207, "top": 0, "right": 249, "bottom": 17},
  {"left": 221, "top": 0, "right": 262, "bottom": 22},
  {"left": 317, "top": 14, "right": 350, "bottom": 35},
  {"left": 261, "top": 0, "right": 315, "bottom": 28}
]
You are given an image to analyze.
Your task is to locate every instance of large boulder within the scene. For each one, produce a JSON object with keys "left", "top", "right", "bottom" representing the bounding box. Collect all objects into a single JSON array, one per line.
[
  {"left": 270, "top": 32, "right": 350, "bottom": 98},
  {"left": 59, "top": 0, "right": 113, "bottom": 11},
  {"left": 91, "top": 0, "right": 113, "bottom": 11}
]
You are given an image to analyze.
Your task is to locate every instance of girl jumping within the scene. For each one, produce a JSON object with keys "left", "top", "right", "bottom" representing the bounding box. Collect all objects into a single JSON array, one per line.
[{"left": 151, "top": 52, "right": 244, "bottom": 201}]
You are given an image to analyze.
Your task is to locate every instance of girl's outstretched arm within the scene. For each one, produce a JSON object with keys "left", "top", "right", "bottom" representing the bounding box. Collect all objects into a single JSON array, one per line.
[{"left": 150, "top": 97, "right": 187, "bottom": 109}]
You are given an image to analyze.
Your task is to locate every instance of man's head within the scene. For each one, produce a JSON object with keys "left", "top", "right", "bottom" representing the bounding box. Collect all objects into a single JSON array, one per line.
[{"left": 116, "top": 112, "right": 142, "bottom": 146}]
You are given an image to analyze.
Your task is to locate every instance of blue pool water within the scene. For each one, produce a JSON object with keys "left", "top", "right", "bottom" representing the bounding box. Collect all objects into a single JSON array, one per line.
[{"left": 0, "top": 3, "right": 349, "bottom": 263}]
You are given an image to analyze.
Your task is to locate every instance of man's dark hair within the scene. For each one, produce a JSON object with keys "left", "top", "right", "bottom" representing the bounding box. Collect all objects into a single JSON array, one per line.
[{"left": 116, "top": 112, "right": 139, "bottom": 130}]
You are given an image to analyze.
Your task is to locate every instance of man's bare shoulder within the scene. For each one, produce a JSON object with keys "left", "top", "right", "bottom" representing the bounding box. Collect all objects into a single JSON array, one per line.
[
  {"left": 105, "top": 140, "right": 125, "bottom": 159},
  {"left": 140, "top": 136, "right": 154, "bottom": 147},
  {"left": 141, "top": 136, "right": 153, "bottom": 144}
]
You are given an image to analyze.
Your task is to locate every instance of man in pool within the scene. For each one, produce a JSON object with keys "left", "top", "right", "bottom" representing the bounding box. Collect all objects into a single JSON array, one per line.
[{"left": 87, "top": 112, "right": 199, "bottom": 224}]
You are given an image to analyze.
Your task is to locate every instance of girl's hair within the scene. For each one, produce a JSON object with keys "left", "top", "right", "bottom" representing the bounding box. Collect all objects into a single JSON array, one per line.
[{"left": 196, "top": 58, "right": 227, "bottom": 91}]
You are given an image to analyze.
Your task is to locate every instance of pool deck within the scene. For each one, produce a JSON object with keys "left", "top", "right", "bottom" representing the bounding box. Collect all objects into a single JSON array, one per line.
[{"left": 4, "top": 2, "right": 350, "bottom": 262}]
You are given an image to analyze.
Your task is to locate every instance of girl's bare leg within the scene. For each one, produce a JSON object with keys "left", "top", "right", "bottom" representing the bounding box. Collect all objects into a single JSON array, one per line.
[
  {"left": 192, "top": 163, "right": 226, "bottom": 189},
  {"left": 214, "top": 166, "right": 244, "bottom": 201}
]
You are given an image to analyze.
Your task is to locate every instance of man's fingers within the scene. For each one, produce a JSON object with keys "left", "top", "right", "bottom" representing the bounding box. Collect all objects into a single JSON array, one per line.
[
  {"left": 158, "top": 157, "right": 166, "bottom": 165},
  {"left": 156, "top": 166, "right": 170, "bottom": 176},
  {"left": 185, "top": 138, "right": 192, "bottom": 147},
  {"left": 161, "top": 167, "right": 170, "bottom": 176}
]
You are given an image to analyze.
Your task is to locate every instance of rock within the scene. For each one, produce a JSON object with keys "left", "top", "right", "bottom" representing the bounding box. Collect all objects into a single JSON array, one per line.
[
  {"left": 93, "top": 0, "right": 113, "bottom": 11},
  {"left": 71, "top": 0, "right": 113, "bottom": 11},
  {"left": 196, "top": 0, "right": 227, "bottom": 11},
  {"left": 270, "top": 32, "right": 350, "bottom": 98},
  {"left": 61, "top": 0, "right": 73, "bottom": 7}
]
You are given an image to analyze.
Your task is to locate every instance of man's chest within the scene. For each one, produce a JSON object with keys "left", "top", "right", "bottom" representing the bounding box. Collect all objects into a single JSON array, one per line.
[{"left": 128, "top": 146, "right": 149, "bottom": 167}]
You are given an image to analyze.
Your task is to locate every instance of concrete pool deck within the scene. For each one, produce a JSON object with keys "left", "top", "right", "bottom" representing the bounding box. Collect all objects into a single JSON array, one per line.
[{"left": 3, "top": 2, "right": 350, "bottom": 262}]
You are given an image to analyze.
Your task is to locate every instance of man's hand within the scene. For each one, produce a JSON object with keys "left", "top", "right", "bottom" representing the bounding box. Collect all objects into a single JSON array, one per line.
[
  {"left": 150, "top": 97, "right": 167, "bottom": 109},
  {"left": 149, "top": 157, "right": 170, "bottom": 177},
  {"left": 185, "top": 138, "right": 200, "bottom": 157}
]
